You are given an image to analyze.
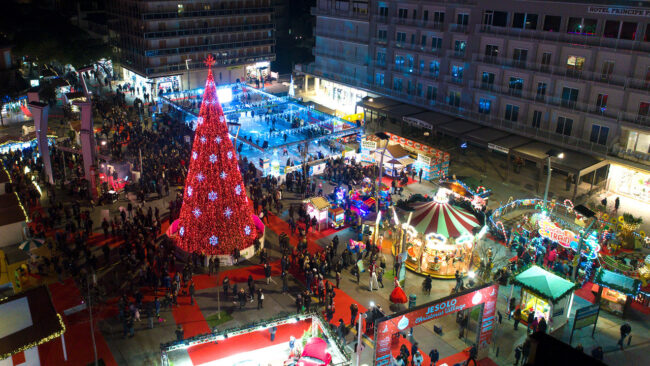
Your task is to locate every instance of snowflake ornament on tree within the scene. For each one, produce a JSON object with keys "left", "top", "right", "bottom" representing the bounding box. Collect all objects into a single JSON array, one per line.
[{"left": 176, "top": 55, "right": 258, "bottom": 255}]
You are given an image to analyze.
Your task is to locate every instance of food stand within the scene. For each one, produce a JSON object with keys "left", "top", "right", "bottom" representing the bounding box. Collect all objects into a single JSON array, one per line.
[
  {"left": 399, "top": 199, "right": 480, "bottom": 278},
  {"left": 512, "top": 265, "right": 577, "bottom": 333},
  {"left": 328, "top": 206, "right": 345, "bottom": 228},
  {"left": 593, "top": 268, "right": 641, "bottom": 318},
  {"left": 305, "top": 197, "right": 330, "bottom": 231}
]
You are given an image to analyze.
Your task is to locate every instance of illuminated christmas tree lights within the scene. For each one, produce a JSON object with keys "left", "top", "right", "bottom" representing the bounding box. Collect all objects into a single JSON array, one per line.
[{"left": 177, "top": 55, "right": 257, "bottom": 255}]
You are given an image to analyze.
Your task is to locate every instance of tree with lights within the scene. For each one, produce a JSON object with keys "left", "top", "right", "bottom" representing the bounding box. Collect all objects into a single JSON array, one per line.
[{"left": 176, "top": 55, "right": 257, "bottom": 255}]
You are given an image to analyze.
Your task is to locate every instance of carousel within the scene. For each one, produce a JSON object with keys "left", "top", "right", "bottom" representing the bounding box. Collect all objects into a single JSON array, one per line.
[{"left": 396, "top": 190, "right": 481, "bottom": 278}]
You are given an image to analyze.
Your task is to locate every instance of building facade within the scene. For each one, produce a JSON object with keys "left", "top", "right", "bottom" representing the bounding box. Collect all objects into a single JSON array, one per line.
[
  {"left": 304, "top": 0, "right": 650, "bottom": 201},
  {"left": 107, "top": 0, "right": 275, "bottom": 93}
]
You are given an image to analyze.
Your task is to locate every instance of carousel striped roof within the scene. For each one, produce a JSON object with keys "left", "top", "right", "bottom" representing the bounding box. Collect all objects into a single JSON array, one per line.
[{"left": 409, "top": 201, "right": 480, "bottom": 238}]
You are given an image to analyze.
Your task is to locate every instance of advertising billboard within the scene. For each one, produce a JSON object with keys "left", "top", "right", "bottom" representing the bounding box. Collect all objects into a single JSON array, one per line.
[{"left": 374, "top": 284, "right": 499, "bottom": 366}]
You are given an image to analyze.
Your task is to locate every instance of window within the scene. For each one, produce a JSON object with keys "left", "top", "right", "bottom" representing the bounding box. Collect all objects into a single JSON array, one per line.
[
  {"left": 567, "top": 17, "right": 597, "bottom": 35},
  {"left": 413, "top": 10, "right": 417, "bottom": 19},
  {"left": 482, "top": 10, "right": 508, "bottom": 27},
  {"left": 513, "top": 13, "right": 538, "bottom": 30},
  {"left": 481, "top": 72, "right": 495, "bottom": 89},
  {"left": 457, "top": 13, "right": 469, "bottom": 25},
  {"left": 395, "top": 55, "right": 405, "bottom": 70},
  {"left": 590, "top": 124, "right": 609, "bottom": 145},
  {"left": 376, "top": 51, "right": 386, "bottom": 66},
  {"left": 596, "top": 93, "right": 608, "bottom": 111},
  {"left": 448, "top": 91, "right": 461, "bottom": 107},
  {"left": 434, "top": 12, "right": 445, "bottom": 24},
  {"left": 601, "top": 61, "right": 614, "bottom": 80},
  {"left": 513, "top": 48, "right": 528, "bottom": 67},
  {"left": 532, "top": 110, "right": 543, "bottom": 128},
  {"left": 411, "top": 34, "right": 416, "bottom": 45},
  {"left": 536, "top": 82, "right": 547, "bottom": 100},
  {"left": 353, "top": 1, "right": 368, "bottom": 15},
  {"left": 556, "top": 116, "right": 573, "bottom": 135},
  {"left": 454, "top": 40, "right": 467, "bottom": 57},
  {"left": 431, "top": 37, "right": 442, "bottom": 51},
  {"left": 451, "top": 65, "right": 464, "bottom": 82},
  {"left": 379, "top": 6, "right": 388, "bottom": 17},
  {"left": 621, "top": 22, "right": 638, "bottom": 40},
  {"left": 429, "top": 60, "right": 440, "bottom": 77},
  {"left": 393, "top": 77, "right": 403, "bottom": 92},
  {"left": 603, "top": 20, "right": 620, "bottom": 38},
  {"left": 485, "top": 44, "right": 499, "bottom": 59},
  {"left": 375, "top": 73, "right": 385, "bottom": 87},
  {"left": 407, "top": 80, "right": 414, "bottom": 95},
  {"left": 406, "top": 54, "right": 414, "bottom": 71},
  {"left": 396, "top": 32, "right": 407, "bottom": 43},
  {"left": 509, "top": 77, "right": 524, "bottom": 96},
  {"left": 567, "top": 56, "right": 585, "bottom": 72},
  {"left": 417, "top": 82, "right": 423, "bottom": 97},
  {"left": 377, "top": 29, "right": 387, "bottom": 40},
  {"left": 419, "top": 60, "right": 425, "bottom": 73},
  {"left": 505, "top": 104, "right": 520, "bottom": 122},
  {"left": 423, "top": 10, "right": 428, "bottom": 22},
  {"left": 177, "top": 4, "right": 184, "bottom": 15},
  {"left": 426, "top": 85, "right": 437, "bottom": 100},
  {"left": 421, "top": 35, "right": 427, "bottom": 47},
  {"left": 638, "top": 101, "right": 650, "bottom": 118},
  {"left": 398, "top": 8, "right": 408, "bottom": 19},
  {"left": 561, "top": 87, "right": 579, "bottom": 108},
  {"left": 479, "top": 98, "right": 491, "bottom": 114},
  {"left": 543, "top": 15, "right": 561, "bottom": 32},
  {"left": 541, "top": 52, "right": 552, "bottom": 70}
]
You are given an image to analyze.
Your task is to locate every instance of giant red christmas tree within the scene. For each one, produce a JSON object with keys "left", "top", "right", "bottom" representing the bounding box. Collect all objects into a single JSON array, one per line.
[{"left": 177, "top": 56, "right": 257, "bottom": 255}]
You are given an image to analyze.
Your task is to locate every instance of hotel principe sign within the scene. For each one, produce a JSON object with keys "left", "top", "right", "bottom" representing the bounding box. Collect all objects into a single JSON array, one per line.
[{"left": 588, "top": 6, "right": 650, "bottom": 17}]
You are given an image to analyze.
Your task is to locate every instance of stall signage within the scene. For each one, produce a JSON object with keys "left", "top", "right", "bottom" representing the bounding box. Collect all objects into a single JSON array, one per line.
[
  {"left": 487, "top": 143, "right": 509, "bottom": 154},
  {"left": 361, "top": 140, "right": 377, "bottom": 150},
  {"left": 374, "top": 284, "right": 498, "bottom": 365},
  {"left": 574, "top": 304, "right": 600, "bottom": 329},
  {"left": 403, "top": 116, "right": 433, "bottom": 130},
  {"left": 417, "top": 154, "right": 432, "bottom": 166},
  {"left": 538, "top": 220, "right": 579, "bottom": 250},
  {"left": 588, "top": 6, "right": 650, "bottom": 17}
]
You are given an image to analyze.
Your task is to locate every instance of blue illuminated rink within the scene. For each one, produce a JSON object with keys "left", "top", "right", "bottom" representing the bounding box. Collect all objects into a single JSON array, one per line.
[{"left": 160, "top": 84, "right": 363, "bottom": 169}]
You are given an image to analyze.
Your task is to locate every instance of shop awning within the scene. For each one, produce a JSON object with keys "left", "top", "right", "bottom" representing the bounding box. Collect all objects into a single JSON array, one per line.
[
  {"left": 381, "top": 103, "right": 426, "bottom": 120},
  {"left": 488, "top": 135, "right": 531, "bottom": 154},
  {"left": 513, "top": 265, "right": 577, "bottom": 303},
  {"left": 513, "top": 142, "right": 608, "bottom": 177},
  {"left": 405, "top": 111, "right": 455, "bottom": 129},
  {"left": 386, "top": 143, "right": 411, "bottom": 159},
  {"left": 360, "top": 96, "right": 402, "bottom": 111},
  {"left": 307, "top": 196, "right": 330, "bottom": 211},
  {"left": 594, "top": 269, "right": 641, "bottom": 296},
  {"left": 437, "top": 119, "right": 481, "bottom": 137},
  {"left": 464, "top": 128, "right": 510, "bottom": 146}
]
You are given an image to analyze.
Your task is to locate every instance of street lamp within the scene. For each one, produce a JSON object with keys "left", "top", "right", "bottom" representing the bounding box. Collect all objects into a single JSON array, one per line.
[
  {"left": 571, "top": 204, "right": 596, "bottom": 281},
  {"left": 374, "top": 132, "right": 390, "bottom": 216},
  {"left": 542, "top": 149, "right": 564, "bottom": 211},
  {"left": 185, "top": 59, "right": 192, "bottom": 91},
  {"left": 227, "top": 122, "right": 242, "bottom": 158}
]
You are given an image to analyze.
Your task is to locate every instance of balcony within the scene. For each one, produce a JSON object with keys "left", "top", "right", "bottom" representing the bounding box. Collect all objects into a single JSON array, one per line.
[
  {"left": 445, "top": 49, "right": 467, "bottom": 60},
  {"left": 449, "top": 24, "right": 469, "bottom": 34},
  {"left": 475, "top": 24, "right": 650, "bottom": 55},
  {"left": 310, "top": 7, "right": 369, "bottom": 21},
  {"left": 145, "top": 53, "right": 275, "bottom": 76},
  {"left": 143, "top": 7, "right": 273, "bottom": 20},
  {"left": 145, "top": 38, "right": 275, "bottom": 56},
  {"left": 472, "top": 54, "right": 627, "bottom": 89},
  {"left": 391, "top": 17, "right": 424, "bottom": 28},
  {"left": 144, "top": 23, "right": 274, "bottom": 39},
  {"left": 312, "top": 49, "right": 368, "bottom": 66},
  {"left": 370, "top": 37, "right": 389, "bottom": 46},
  {"left": 314, "top": 28, "right": 367, "bottom": 44}
]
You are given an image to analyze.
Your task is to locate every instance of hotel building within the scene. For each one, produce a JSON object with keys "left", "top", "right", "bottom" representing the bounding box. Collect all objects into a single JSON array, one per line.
[{"left": 301, "top": 0, "right": 650, "bottom": 204}]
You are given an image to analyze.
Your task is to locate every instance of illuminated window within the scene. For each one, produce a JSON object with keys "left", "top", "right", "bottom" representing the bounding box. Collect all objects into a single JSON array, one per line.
[
  {"left": 567, "top": 56, "right": 585, "bottom": 71},
  {"left": 479, "top": 98, "right": 491, "bottom": 114},
  {"left": 505, "top": 104, "right": 519, "bottom": 122},
  {"left": 567, "top": 17, "right": 597, "bottom": 35},
  {"left": 178, "top": 4, "right": 184, "bottom": 15}
]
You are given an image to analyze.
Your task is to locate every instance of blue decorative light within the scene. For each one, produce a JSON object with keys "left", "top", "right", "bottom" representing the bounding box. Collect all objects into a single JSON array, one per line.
[
  {"left": 224, "top": 207, "right": 233, "bottom": 218},
  {"left": 192, "top": 151, "right": 198, "bottom": 160},
  {"left": 187, "top": 186, "right": 193, "bottom": 197},
  {"left": 227, "top": 151, "right": 233, "bottom": 159},
  {"left": 193, "top": 208, "right": 202, "bottom": 218},
  {"left": 215, "top": 136, "right": 222, "bottom": 143},
  {"left": 200, "top": 136, "right": 207, "bottom": 144},
  {"left": 179, "top": 227, "right": 185, "bottom": 236},
  {"left": 235, "top": 185, "right": 242, "bottom": 195},
  {"left": 220, "top": 171, "right": 227, "bottom": 179},
  {"left": 209, "top": 154, "right": 218, "bottom": 163},
  {"left": 197, "top": 117, "right": 204, "bottom": 125},
  {"left": 197, "top": 173, "right": 205, "bottom": 182},
  {"left": 209, "top": 235, "right": 219, "bottom": 246},
  {"left": 208, "top": 191, "right": 217, "bottom": 201},
  {"left": 244, "top": 225, "right": 251, "bottom": 235}
]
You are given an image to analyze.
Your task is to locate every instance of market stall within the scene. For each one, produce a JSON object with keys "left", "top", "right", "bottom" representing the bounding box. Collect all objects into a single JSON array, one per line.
[
  {"left": 399, "top": 198, "right": 480, "bottom": 278},
  {"left": 593, "top": 268, "right": 641, "bottom": 318},
  {"left": 305, "top": 196, "right": 330, "bottom": 231},
  {"left": 328, "top": 206, "right": 344, "bottom": 228},
  {"left": 512, "top": 265, "right": 577, "bottom": 333}
]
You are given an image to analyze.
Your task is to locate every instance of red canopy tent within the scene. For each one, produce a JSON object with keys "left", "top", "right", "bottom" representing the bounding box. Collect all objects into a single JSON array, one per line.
[{"left": 409, "top": 201, "right": 479, "bottom": 238}]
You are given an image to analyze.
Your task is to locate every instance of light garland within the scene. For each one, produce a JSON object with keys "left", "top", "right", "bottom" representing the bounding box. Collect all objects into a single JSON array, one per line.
[{"left": 0, "top": 313, "right": 66, "bottom": 360}]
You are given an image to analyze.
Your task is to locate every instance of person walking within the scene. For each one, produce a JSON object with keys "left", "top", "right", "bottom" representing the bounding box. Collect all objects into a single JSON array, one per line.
[
  {"left": 412, "top": 350, "right": 423, "bottom": 366},
  {"left": 264, "top": 262, "right": 272, "bottom": 284},
  {"left": 270, "top": 326, "right": 277, "bottom": 341},
  {"left": 257, "top": 288, "right": 264, "bottom": 309},
  {"left": 282, "top": 271, "right": 289, "bottom": 293},
  {"left": 526, "top": 311, "right": 535, "bottom": 333},
  {"left": 513, "top": 306, "right": 522, "bottom": 330},
  {"left": 614, "top": 196, "right": 620, "bottom": 213},
  {"left": 537, "top": 317, "right": 547, "bottom": 333},
  {"left": 337, "top": 318, "right": 347, "bottom": 343},
  {"left": 521, "top": 339, "right": 531, "bottom": 365},
  {"left": 350, "top": 303, "right": 359, "bottom": 327},
  {"left": 618, "top": 323, "right": 631, "bottom": 349},
  {"left": 428, "top": 348, "right": 439, "bottom": 366},
  {"left": 189, "top": 280, "right": 196, "bottom": 305},
  {"left": 175, "top": 325, "right": 184, "bottom": 341},
  {"left": 513, "top": 344, "right": 522, "bottom": 366}
]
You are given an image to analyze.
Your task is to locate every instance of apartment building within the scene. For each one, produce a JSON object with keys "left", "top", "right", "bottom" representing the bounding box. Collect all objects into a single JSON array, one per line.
[
  {"left": 107, "top": 0, "right": 275, "bottom": 93},
  {"left": 303, "top": 0, "right": 650, "bottom": 204}
]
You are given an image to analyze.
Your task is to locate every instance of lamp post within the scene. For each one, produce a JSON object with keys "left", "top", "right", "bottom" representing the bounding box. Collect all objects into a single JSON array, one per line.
[
  {"left": 542, "top": 149, "right": 564, "bottom": 211},
  {"left": 185, "top": 59, "right": 192, "bottom": 91},
  {"left": 374, "top": 132, "right": 390, "bottom": 216},
  {"left": 571, "top": 205, "right": 596, "bottom": 281},
  {"left": 227, "top": 122, "right": 242, "bottom": 157},
  {"left": 355, "top": 312, "right": 367, "bottom": 366}
]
